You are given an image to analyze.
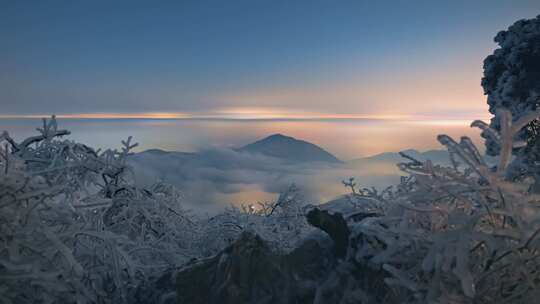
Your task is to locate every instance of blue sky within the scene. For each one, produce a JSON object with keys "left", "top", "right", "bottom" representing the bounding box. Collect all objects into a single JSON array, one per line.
[{"left": 1, "top": 0, "right": 539, "bottom": 119}]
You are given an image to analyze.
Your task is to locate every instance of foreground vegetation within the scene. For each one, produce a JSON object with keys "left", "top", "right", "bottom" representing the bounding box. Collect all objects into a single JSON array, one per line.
[{"left": 0, "top": 117, "right": 312, "bottom": 303}]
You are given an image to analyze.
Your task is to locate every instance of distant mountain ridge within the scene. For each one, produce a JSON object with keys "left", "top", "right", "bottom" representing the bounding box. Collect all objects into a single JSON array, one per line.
[
  {"left": 237, "top": 134, "right": 342, "bottom": 163},
  {"left": 137, "top": 137, "right": 450, "bottom": 166},
  {"left": 349, "top": 149, "right": 450, "bottom": 165}
]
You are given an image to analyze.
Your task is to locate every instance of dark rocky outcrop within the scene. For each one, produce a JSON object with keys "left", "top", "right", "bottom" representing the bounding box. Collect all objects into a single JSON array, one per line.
[
  {"left": 306, "top": 209, "right": 350, "bottom": 258},
  {"left": 176, "top": 232, "right": 337, "bottom": 304},
  {"left": 132, "top": 271, "right": 177, "bottom": 304},
  {"left": 175, "top": 209, "right": 393, "bottom": 304}
]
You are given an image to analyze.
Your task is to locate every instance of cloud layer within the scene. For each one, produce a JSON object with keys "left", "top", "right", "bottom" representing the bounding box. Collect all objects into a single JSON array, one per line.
[{"left": 128, "top": 147, "right": 451, "bottom": 212}]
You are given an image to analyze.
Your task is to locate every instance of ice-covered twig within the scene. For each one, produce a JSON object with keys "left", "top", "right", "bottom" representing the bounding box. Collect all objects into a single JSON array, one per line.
[{"left": 19, "top": 116, "right": 70, "bottom": 150}]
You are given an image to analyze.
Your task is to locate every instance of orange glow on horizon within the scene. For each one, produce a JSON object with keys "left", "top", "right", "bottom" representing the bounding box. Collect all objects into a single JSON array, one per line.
[
  {"left": 0, "top": 109, "right": 490, "bottom": 123},
  {"left": 211, "top": 107, "right": 416, "bottom": 120}
]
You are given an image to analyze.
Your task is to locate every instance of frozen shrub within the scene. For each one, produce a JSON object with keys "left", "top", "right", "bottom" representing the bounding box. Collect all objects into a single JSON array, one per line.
[
  {"left": 0, "top": 118, "right": 313, "bottom": 303},
  {"left": 199, "top": 184, "right": 313, "bottom": 254},
  {"left": 0, "top": 117, "right": 197, "bottom": 303},
  {"left": 343, "top": 108, "right": 540, "bottom": 303}
]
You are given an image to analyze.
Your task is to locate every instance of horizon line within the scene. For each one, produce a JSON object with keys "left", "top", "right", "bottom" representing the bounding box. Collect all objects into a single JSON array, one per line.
[{"left": 0, "top": 111, "right": 491, "bottom": 123}]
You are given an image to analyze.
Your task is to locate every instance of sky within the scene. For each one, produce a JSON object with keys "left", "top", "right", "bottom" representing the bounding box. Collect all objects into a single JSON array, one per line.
[{"left": 1, "top": 0, "right": 540, "bottom": 120}]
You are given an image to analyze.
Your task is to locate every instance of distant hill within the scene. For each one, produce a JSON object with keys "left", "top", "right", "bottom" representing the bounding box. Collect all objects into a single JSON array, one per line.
[
  {"left": 349, "top": 149, "right": 450, "bottom": 165},
  {"left": 238, "top": 134, "right": 342, "bottom": 163}
]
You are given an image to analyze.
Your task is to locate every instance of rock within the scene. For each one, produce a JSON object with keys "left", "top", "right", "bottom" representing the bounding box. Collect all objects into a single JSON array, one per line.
[
  {"left": 306, "top": 208, "right": 350, "bottom": 258},
  {"left": 176, "top": 232, "right": 337, "bottom": 304},
  {"left": 176, "top": 210, "right": 392, "bottom": 304},
  {"left": 177, "top": 232, "right": 291, "bottom": 304},
  {"left": 131, "top": 271, "right": 176, "bottom": 304}
]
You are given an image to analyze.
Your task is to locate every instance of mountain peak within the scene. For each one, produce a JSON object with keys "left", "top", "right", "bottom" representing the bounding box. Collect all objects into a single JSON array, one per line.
[
  {"left": 264, "top": 133, "right": 296, "bottom": 141},
  {"left": 239, "top": 134, "right": 342, "bottom": 163},
  {"left": 267, "top": 133, "right": 289, "bottom": 138}
]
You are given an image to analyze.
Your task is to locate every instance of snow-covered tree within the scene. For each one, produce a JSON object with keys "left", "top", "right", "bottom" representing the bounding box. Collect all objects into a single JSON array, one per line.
[{"left": 482, "top": 15, "right": 540, "bottom": 187}]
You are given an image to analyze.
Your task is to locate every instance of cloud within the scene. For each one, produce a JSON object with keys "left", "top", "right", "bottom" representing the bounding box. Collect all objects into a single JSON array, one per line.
[{"left": 127, "top": 147, "right": 407, "bottom": 213}]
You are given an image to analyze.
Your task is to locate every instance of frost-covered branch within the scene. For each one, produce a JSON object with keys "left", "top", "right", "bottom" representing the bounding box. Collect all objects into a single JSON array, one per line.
[{"left": 339, "top": 107, "right": 540, "bottom": 303}]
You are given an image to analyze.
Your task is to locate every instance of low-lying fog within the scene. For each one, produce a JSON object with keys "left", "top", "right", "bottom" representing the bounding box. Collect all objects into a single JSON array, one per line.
[{"left": 128, "top": 140, "right": 452, "bottom": 212}]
